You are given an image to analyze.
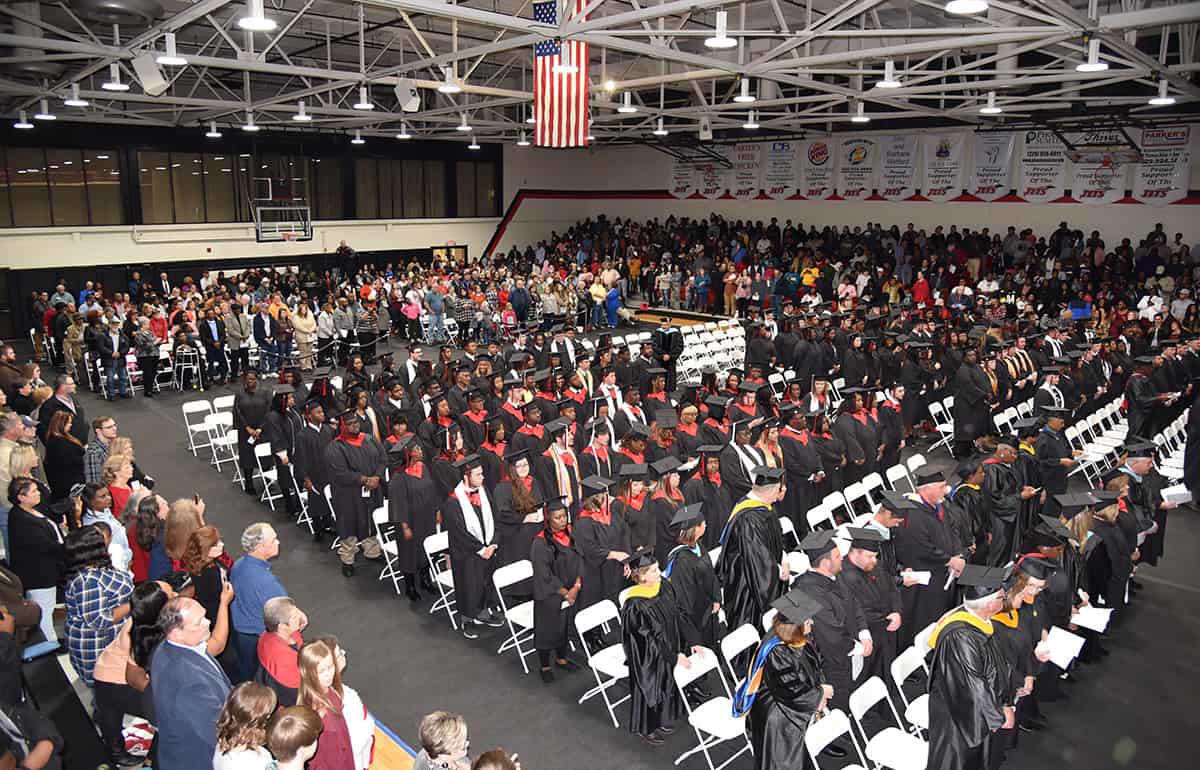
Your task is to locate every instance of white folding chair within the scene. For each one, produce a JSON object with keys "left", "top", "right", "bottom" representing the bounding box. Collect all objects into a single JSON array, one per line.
[
  {"left": 928, "top": 401, "right": 955, "bottom": 456},
  {"left": 843, "top": 482, "right": 868, "bottom": 514},
  {"left": 372, "top": 506, "right": 403, "bottom": 596},
  {"left": 212, "top": 427, "right": 240, "bottom": 475},
  {"left": 807, "top": 504, "right": 836, "bottom": 531},
  {"left": 424, "top": 531, "right": 457, "bottom": 629},
  {"left": 913, "top": 621, "right": 937, "bottom": 656},
  {"left": 181, "top": 400, "right": 214, "bottom": 456},
  {"left": 575, "top": 600, "right": 630, "bottom": 728},
  {"left": 904, "top": 454, "right": 926, "bottom": 488},
  {"left": 719, "top": 624, "right": 760, "bottom": 687},
  {"left": 848, "top": 676, "right": 929, "bottom": 770},
  {"left": 860, "top": 473, "right": 884, "bottom": 508},
  {"left": 885, "top": 464, "right": 912, "bottom": 492},
  {"left": 778, "top": 516, "right": 801, "bottom": 548},
  {"left": 492, "top": 560, "right": 536, "bottom": 673},
  {"left": 761, "top": 608, "right": 778, "bottom": 633},
  {"left": 806, "top": 709, "right": 867, "bottom": 770},
  {"left": 672, "top": 648, "right": 752, "bottom": 770},
  {"left": 1016, "top": 400, "right": 1034, "bottom": 417},
  {"left": 890, "top": 646, "right": 930, "bottom": 736},
  {"left": 203, "top": 413, "right": 234, "bottom": 468},
  {"left": 786, "top": 551, "right": 810, "bottom": 582},
  {"left": 823, "top": 491, "right": 850, "bottom": 522},
  {"left": 253, "top": 442, "right": 283, "bottom": 510},
  {"left": 212, "top": 394, "right": 235, "bottom": 413}
]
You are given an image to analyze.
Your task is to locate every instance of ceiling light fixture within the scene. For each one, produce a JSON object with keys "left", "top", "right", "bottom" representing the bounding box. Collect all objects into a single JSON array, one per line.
[
  {"left": 456, "top": 112, "right": 472, "bottom": 131},
  {"left": 396, "top": 123, "right": 412, "bottom": 139},
  {"left": 979, "top": 91, "right": 1003, "bottom": 114},
  {"left": 733, "top": 78, "right": 756, "bottom": 103},
  {"left": 945, "top": 0, "right": 989, "bottom": 14},
  {"left": 652, "top": 117, "right": 668, "bottom": 136},
  {"left": 705, "top": 10, "right": 737, "bottom": 49},
  {"left": 13, "top": 111, "right": 33, "bottom": 129},
  {"left": 205, "top": 121, "right": 222, "bottom": 138},
  {"left": 604, "top": 79, "right": 615, "bottom": 92},
  {"left": 468, "top": 135, "right": 481, "bottom": 150},
  {"left": 1148, "top": 79, "right": 1176, "bottom": 106},
  {"left": 526, "top": 105, "right": 536, "bottom": 123},
  {"left": 238, "top": 0, "right": 277, "bottom": 32},
  {"left": 438, "top": 66, "right": 462, "bottom": 94},
  {"left": 1076, "top": 38, "right": 1108, "bottom": 72},
  {"left": 517, "top": 131, "right": 530, "bottom": 146},
  {"left": 552, "top": 41, "right": 577, "bottom": 74},
  {"left": 156, "top": 32, "right": 187, "bottom": 66},
  {"left": 743, "top": 110, "right": 759, "bottom": 129},
  {"left": 351, "top": 129, "right": 365, "bottom": 145},
  {"left": 875, "top": 60, "right": 901, "bottom": 89},
  {"left": 101, "top": 62, "right": 129, "bottom": 91},
  {"left": 617, "top": 92, "right": 638, "bottom": 113},
  {"left": 293, "top": 100, "right": 312, "bottom": 121},
  {"left": 241, "top": 110, "right": 259, "bottom": 132},
  {"left": 64, "top": 83, "right": 88, "bottom": 107},
  {"left": 850, "top": 101, "right": 870, "bottom": 123},
  {"left": 353, "top": 86, "right": 374, "bottom": 110},
  {"left": 34, "top": 99, "right": 55, "bottom": 121}
]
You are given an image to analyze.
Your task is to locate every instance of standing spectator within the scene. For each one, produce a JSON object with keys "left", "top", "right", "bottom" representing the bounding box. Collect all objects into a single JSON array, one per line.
[
  {"left": 230, "top": 523, "right": 285, "bottom": 682},
  {"left": 199, "top": 308, "right": 229, "bottom": 385},
  {"left": 253, "top": 303, "right": 280, "bottom": 376},
  {"left": 297, "top": 639, "right": 374, "bottom": 770},
  {"left": 42, "top": 411, "right": 85, "bottom": 505},
  {"left": 125, "top": 492, "right": 167, "bottom": 583},
  {"left": 36, "top": 374, "right": 87, "bottom": 445},
  {"left": 413, "top": 711, "right": 471, "bottom": 770},
  {"left": 225, "top": 303, "right": 252, "bottom": 380},
  {"left": 183, "top": 526, "right": 238, "bottom": 672},
  {"left": 63, "top": 524, "right": 133, "bottom": 687},
  {"left": 83, "top": 415, "right": 116, "bottom": 484},
  {"left": 423, "top": 283, "right": 446, "bottom": 343},
  {"left": 266, "top": 706, "right": 324, "bottom": 770},
  {"left": 101, "top": 455, "right": 134, "bottom": 521},
  {"left": 317, "top": 302, "right": 337, "bottom": 366},
  {"left": 80, "top": 482, "right": 130, "bottom": 572},
  {"left": 93, "top": 581, "right": 161, "bottom": 766},
  {"left": 256, "top": 596, "right": 308, "bottom": 706},
  {"left": 7, "top": 477, "right": 64, "bottom": 645},
  {"left": 332, "top": 298, "right": 357, "bottom": 364},
  {"left": 292, "top": 302, "right": 318, "bottom": 371},
  {"left": 150, "top": 597, "right": 232, "bottom": 770},
  {"left": 96, "top": 317, "right": 132, "bottom": 399},
  {"left": 213, "top": 682, "right": 277, "bottom": 770},
  {"left": 132, "top": 317, "right": 160, "bottom": 397}
]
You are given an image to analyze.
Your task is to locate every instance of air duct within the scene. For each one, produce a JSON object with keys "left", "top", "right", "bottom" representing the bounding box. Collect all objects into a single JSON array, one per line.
[
  {"left": 4, "top": 3, "right": 65, "bottom": 78},
  {"left": 70, "top": 0, "right": 163, "bottom": 26}
]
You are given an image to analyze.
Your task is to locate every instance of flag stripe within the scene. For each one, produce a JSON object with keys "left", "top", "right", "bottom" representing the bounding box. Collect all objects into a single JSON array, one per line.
[{"left": 533, "top": 0, "right": 589, "bottom": 148}]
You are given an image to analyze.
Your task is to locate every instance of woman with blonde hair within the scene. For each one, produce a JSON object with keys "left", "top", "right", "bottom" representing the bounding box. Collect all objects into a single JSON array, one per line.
[
  {"left": 164, "top": 496, "right": 206, "bottom": 567},
  {"left": 109, "top": 436, "right": 151, "bottom": 488},
  {"left": 413, "top": 711, "right": 470, "bottom": 770},
  {"left": 297, "top": 639, "right": 374, "bottom": 770},
  {"left": 213, "top": 682, "right": 277, "bottom": 770},
  {"left": 291, "top": 301, "right": 318, "bottom": 370},
  {"left": 102, "top": 454, "right": 135, "bottom": 518}
]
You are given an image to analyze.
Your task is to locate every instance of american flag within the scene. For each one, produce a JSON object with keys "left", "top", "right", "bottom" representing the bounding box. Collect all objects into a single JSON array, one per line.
[{"left": 534, "top": 0, "right": 589, "bottom": 148}]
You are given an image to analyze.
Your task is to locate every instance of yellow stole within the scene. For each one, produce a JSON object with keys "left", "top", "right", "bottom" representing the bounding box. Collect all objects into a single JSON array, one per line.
[
  {"left": 725, "top": 497, "right": 770, "bottom": 530},
  {"left": 625, "top": 582, "right": 661, "bottom": 601},
  {"left": 990, "top": 609, "right": 1019, "bottom": 628},
  {"left": 928, "top": 610, "right": 993, "bottom": 649}
]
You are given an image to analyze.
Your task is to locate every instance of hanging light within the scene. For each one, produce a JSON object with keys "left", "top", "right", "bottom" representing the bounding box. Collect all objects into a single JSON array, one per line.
[
  {"left": 205, "top": 121, "right": 222, "bottom": 138},
  {"left": 979, "top": 91, "right": 1002, "bottom": 115},
  {"left": 526, "top": 105, "right": 536, "bottom": 123},
  {"left": 587, "top": 119, "right": 595, "bottom": 141},
  {"left": 743, "top": 110, "right": 759, "bottom": 129},
  {"left": 34, "top": 99, "right": 55, "bottom": 121},
  {"left": 617, "top": 92, "right": 638, "bottom": 113},
  {"left": 241, "top": 110, "right": 259, "bottom": 132},
  {"left": 875, "top": 60, "right": 901, "bottom": 89},
  {"left": 733, "top": 78, "right": 756, "bottom": 103},
  {"left": 292, "top": 100, "right": 312, "bottom": 121},
  {"left": 64, "top": 83, "right": 88, "bottom": 107},
  {"left": 13, "top": 111, "right": 33, "bottom": 129},
  {"left": 468, "top": 134, "right": 481, "bottom": 150},
  {"left": 438, "top": 66, "right": 462, "bottom": 94},
  {"left": 396, "top": 123, "right": 412, "bottom": 139},
  {"left": 350, "top": 129, "right": 365, "bottom": 145},
  {"left": 1148, "top": 79, "right": 1176, "bottom": 106},
  {"left": 517, "top": 131, "right": 530, "bottom": 146},
  {"left": 156, "top": 32, "right": 187, "bottom": 66},
  {"left": 101, "top": 63, "right": 129, "bottom": 91},
  {"left": 353, "top": 86, "right": 374, "bottom": 110},
  {"left": 238, "top": 0, "right": 277, "bottom": 32},
  {"left": 652, "top": 117, "right": 668, "bottom": 136},
  {"left": 945, "top": 0, "right": 989, "bottom": 14},
  {"left": 604, "top": 79, "right": 615, "bottom": 92},
  {"left": 705, "top": 10, "right": 737, "bottom": 49},
  {"left": 456, "top": 112, "right": 472, "bottom": 131},
  {"left": 850, "top": 102, "right": 870, "bottom": 123},
  {"left": 1076, "top": 38, "right": 1108, "bottom": 72},
  {"left": 552, "top": 40, "right": 577, "bottom": 74}
]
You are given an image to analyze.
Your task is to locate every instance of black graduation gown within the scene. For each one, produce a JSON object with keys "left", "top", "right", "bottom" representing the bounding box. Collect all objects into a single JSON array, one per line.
[
  {"left": 530, "top": 531, "right": 585, "bottom": 652},
  {"left": 458, "top": 412, "right": 489, "bottom": 453},
  {"left": 877, "top": 402, "right": 904, "bottom": 470},
  {"left": 981, "top": 461, "right": 1023, "bottom": 567},
  {"left": 612, "top": 494, "right": 653, "bottom": 554},
  {"left": 840, "top": 561, "right": 901, "bottom": 682},
  {"left": 1124, "top": 373, "right": 1159, "bottom": 440},
  {"left": 443, "top": 489, "right": 499, "bottom": 619},
  {"left": 323, "top": 436, "right": 387, "bottom": 540},
  {"left": 719, "top": 443, "right": 761, "bottom": 501},
  {"left": 512, "top": 424, "right": 550, "bottom": 458},
  {"left": 264, "top": 408, "right": 304, "bottom": 511},
  {"left": 673, "top": 424, "right": 703, "bottom": 462},
  {"left": 574, "top": 509, "right": 632, "bottom": 609},
  {"left": 1089, "top": 519, "right": 1132, "bottom": 613},
  {"left": 650, "top": 492, "right": 685, "bottom": 566},
  {"left": 663, "top": 545, "right": 720, "bottom": 650},
  {"left": 748, "top": 641, "right": 825, "bottom": 770},
  {"left": 900, "top": 358, "right": 929, "bottom": 428},
  {"left": 811, "top": 432, "right": 846, "bottom": 499},
  {"left": 491, "top": 477, "right": 546, "bottom": 567},
  {"left": 987, "top": 608, "right": 1037, "bottom": 763},
  {"left": 715, "top": 500, "right": 786, "bottom": 633},
  {"left": 387, "top": 465, "right": 442, "bottom": 574},
  {"left": 620, "top": 581, "right": 685, "bottom": 736},
  {"left": 778, "top": 430, "right": 822, "bottom": 532},
  {"left": 577, "top": 446, "right": 615, "bottom": 482},
  {"left": 1185, "top": 393, "right": 1200, "bottom": 501},
  {"left": 1034, "top": 428, "right": 1072, "bottom": 516},
  {"left": 294, "top": 423, "right": 334, "bottom": 526},
  {"left": 682, "top": 476, "right": 733, "bottom": 551},
  {"left": 927, "top": 617, "right": 1009, "bottom": 770},
  {"left": 1081, "top": 533, "right": 1116, "bottom": 610},
  {"left": 832, "top": 413, "right": 866, "bottom": 484},
  {"left": 894, "top": 501, "right": 963, "bottom": 649},
  {"left": 478, "top": 442, "right": 507, "bottom": 492},
  {"left": 792, "top": 571, "right": 868, "bottom": 711},
  {"left": 1012, "top": 447, "right": 1040, "bottom": 545},
  {"left": 1128, "top": 468, "right": 1170, "bottom": 566},
  {"left": 953, "top": 363, "right": 993, "bottom": 443},
  {"left": 944, "top": 483, "right": 986, "bottom": 563}
]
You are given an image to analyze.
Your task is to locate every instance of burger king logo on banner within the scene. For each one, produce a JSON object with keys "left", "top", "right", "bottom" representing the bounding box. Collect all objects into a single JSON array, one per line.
[{"left": 808, "top": 142, "right": 830, "bottom": 165}]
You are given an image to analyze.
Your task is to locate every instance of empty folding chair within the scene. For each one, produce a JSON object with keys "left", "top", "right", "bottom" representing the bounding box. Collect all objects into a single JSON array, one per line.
[
  {"left": 372, "top": 506, "right": 403, "bottom": 597},
  {"left": 843, "top": 482, "right": 869, "bottom": 516},
  {"left": 913, "top": 621, "right": 937, "bottom": 656},
  {"left": 672, "top": 648, "right": 752, "bottom": 770},
  {"left": 823, "top": 491, "right": 851, "bottom": 522},
  {"left": 885, "top": 464, "right": 912, "bottom": 493},
  {"left": 719, "top": 624, "right": 760, "bottom": 688},
  {"left": 786, "top": 551, "right": 810, "bottom": 581},
  {"left": 761, "top": 608, "right": 778, "bottom": 633},
  {"left": 574, "top": 600, "right": 630, "bottom": 728},
  {"left": 848, "top": 676, "right": 928, "bottom": 770},
  {"left": 181, "top": 400, "right": 214, "bottom": 456},
  {"left": 778, "top": 515, "right": 801, "bottom": 548},
  {"left": 890, "top": 645, "right": 930, "bottom": 736},
  {"left": 424, "top": 531, "right": 457, "bottom": 629},
  {"left": 212, "top": 394, "right": 235, "bottom": 413},
  {"left": 1016, "top": 400, "right": 1034, "bottom": 417},
  {"left": 253, "top": 442, "right": 283, "bottom": 510},
  {"left": 860, "top": 472, "right": 885, "bottom": 508},
  {"left": 492, "top": 560, "right": 537, "bottom": 674},
  {"left": 805, "top": 709, "right": 867, "bottom": 770},
  {"left": 904, "top": 454, "right": 927, "bottom": 488},
  {"left": 203, "top": 412, "right": 234, "bottom": 468},
  {"left": 807, "top": 504, "right": 836, "bottom": 532},
  {"left": 211, "top": 427, "right": 240, "bottom": 475},
  {"left": 927, "top": 401, "right": 955, "bottom": 457}
]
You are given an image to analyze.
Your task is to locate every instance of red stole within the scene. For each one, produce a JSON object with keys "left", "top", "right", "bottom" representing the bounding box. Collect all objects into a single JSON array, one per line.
[
  {"left": 619, "top": 448, "right": 644, "bottom": 464},
  {"left": 677, "top": 422, "right": 698, "bottom": 437}
]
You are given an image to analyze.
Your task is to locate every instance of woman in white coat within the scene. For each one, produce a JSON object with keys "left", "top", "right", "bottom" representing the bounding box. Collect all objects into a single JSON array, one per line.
[{"left": 298, "top": 637, "right": 374, "bottom": 770}]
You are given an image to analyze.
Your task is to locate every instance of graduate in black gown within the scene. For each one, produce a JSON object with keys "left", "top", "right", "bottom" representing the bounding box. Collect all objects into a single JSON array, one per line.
[
  {"left": 661, "top": 505, "right": 721, "bottom": 653},
  {"left": 530, "top": 496, "right": 585, "bottom": 684},
  {"left": 1033, "top": 407, "right": 1076, "bottom": 517},
  {"left": 720, "top": 418, "right": 766, "bottom": 501},
  {"left": 648, "top": 456, "right": 686, "bottom": 566},
  {"left": 926, "top": 565, "right": 1013, "bottom": 770},
  {"left": 578, "top": 420, "right": 616, "bottom": 481},
  {"left": 442, "top": 454, "right": 505, "bottom": 638},
  {"left": 491, "top": 448, "right": 546, "bottom": 567},
  {"left": 832, "top": 390, "right": 868, "bottom": 485},
  {"left": 945, "top": 460, "right": 988, "bottom": 564},
  {"left": 323, "top": 410, "right": 387, "bottom": 576},
  {"left": 1089, "top": 480, "right": 1135, "bottom": 620},
  {"left": 877, "top": 385, "right": 906, "bottom": 472},
  {"left": 1117, "top": 444, "right": 1176, "bottom": 567},
  {"left": 894, "top": 470, "right": 968, "bottom": 649},
  {"left": 619, "top": 550, "right": 692, "bottom": 746},
  {"left": 777, "top": 405, "right": 823, "bottom": 533},
  {"left": 386, "top": 437, "right": 442, "bottom": 601},
  {"left": 716, "top": 466, "right": 790, "bottom": 634},
  {"left": 839, "top": 527, "right": 901, "bottom": 684},
  {"left": 574, "top": 476, "right": 632, "bottom": 611},
  {"left": 477, "top": 416, "right": 509, "bottom": 492},
  {"left": 980, "top": 438, "right": 1037, "bottom": 567},
  {"left": 1011, "top": 418, "right": 1043, "bottom": 545},
  {"left": 734, "top": 590, "right": 832, "bottom": 770},
  {"left": 263, "top": 384, "right": 304, "bottom": 518},
  {"left": 682, "top": 445, "right": 733, "bottom": 551},
  {"left": 294, "top": 399, "right": 334, "bottom": 540},
  {"left": 611, "top": 464, "right": 653, "bottom": 553},
  {"left": 986, "top": 564, "right": 1043, "bottom": 767},
  {"left": 810, "top": 413, "right": 846, "bottom": 500}
]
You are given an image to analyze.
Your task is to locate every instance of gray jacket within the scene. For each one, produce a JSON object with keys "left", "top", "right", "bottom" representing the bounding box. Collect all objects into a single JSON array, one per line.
[{"left": 225, "top": 312, "right": 251, "bottom": 350}]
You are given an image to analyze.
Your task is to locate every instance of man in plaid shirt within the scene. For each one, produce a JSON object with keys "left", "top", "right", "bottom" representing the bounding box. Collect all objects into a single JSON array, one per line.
[{"left": 82, "top": 415, "right": 116, "bottom": 484}]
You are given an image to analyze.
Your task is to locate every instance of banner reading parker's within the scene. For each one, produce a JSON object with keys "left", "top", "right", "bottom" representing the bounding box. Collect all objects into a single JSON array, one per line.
[{"left": 1133, "top": 126, "right": 1191, "bottom": 207}]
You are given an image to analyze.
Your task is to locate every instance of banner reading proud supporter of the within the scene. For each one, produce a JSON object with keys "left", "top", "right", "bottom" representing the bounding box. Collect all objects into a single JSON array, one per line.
[
  {"left": 969, "top": 133, "right": 1016, "bottom": 201},
  {"left": 1017, "top": 130, "right": 1069, "bottom": 203},
  {"left": 1133, "top": 126, "right": 1191, "bottom": 206},
  {"left": 920, "top": 133, "right": 966, "bottom": 202},
  {"left": 731, "top": 142, "right": 763, "bottom": 199},
  {"left": 836, "top": 137, "right": 878, "bottom": 200},
  {"left": 801, "top": 139, "right": 836, "bottom": 200},
  {"left": 762, "top": 141, "right": 799, "bottom": 199},
  {"left": 878, "top": 134, "right": 919, "bottom": 201}
]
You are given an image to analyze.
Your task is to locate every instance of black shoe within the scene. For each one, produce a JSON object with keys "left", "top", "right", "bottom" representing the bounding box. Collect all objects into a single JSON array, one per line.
[
  {"left": 540, "top": 668, "right": 555, "bottom": 684},
  {"left": 462, "top": 624, "right": 479, "bottom": 640},
  {"left": 640, "top": 732, "right": 665, "bottom": 747},
  {"left": 654, "top": 724, "right": 676, "bottom": 737},
  {"left": 111, "top": 750, "right": 145, "bottom": 767},
  {"left": 243, "top": 486, "right": 257, "bottom": 496},
  {"left": 420, "top": 573, "right": 435, "bottom": 592},
  {"left": 1018, "top": 719, "right": 1046, "bottom": 733},
  {"left": 821, "top": 744, "right": 848, "bottom": 759},
  {"left": 341, "top": 564, "right": 355, "bottom": 577},
  {"left": 1129, "top": 578, "right": 1143, "bottom": 589},
  {"left": 477, "top": 613, "right": 504, "bottom": 628},
  {"left": 406, "top": 585, "right": 422, "bottom": 602},
  {"left": 313, "top": 530, "right": 325, "bottom": 543},
  {"left": 556, "top": 658, "right": 581, "bottom": 672}
]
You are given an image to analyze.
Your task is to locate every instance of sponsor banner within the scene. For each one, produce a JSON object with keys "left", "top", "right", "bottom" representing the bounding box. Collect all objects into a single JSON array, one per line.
[
  {"left": 696, "top": 148, "right": 735, "bottom": 198},
  {"left": 762, "top": 141, "right": 799, "bottom": 199},
  {"left": 1133, "top": 126, "right": 1191, "bottom": 206},
  {"left": 1018, "top": 130, "right": 1069, "bottom": 203},
  {"left": 836, "top": 137, "right": 877, "bottom": 200},
  {"left": 921, "top": 133, "right": 966, "bottom": 202},
  {"left": 1070, "top": 130, "right": 1129, "bottom": 206},
  {"left": 731, "top": 142, "right": 763, "bottom": 199},
  {"left": 970, "top": 133, "right": 1015, "bottom": 201},
  {"left": 878, "top": 135, "right": 919, "bottom": 201},
  {"left": 669, "top": 158, "right": 698, "bottom": 198},
  {"left": 802, "top": 139, "right": 836, "bottom": 200}
]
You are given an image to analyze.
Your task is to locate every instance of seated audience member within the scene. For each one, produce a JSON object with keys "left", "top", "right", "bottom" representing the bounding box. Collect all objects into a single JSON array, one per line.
[
  {"left": 255, "top": 596, "right": 309, "bottom": 706},
  {"left": 0, "top": 699, "right": 64, "bottom": 770},
  {"left": 266, "top": 706, "right": 324, "bottom": 770},
  {"left": 413, "top": 711, "right": 472, "bottom": 770},
  {"left": 213, "top": 682, "right": 278, "bottom": 770}
]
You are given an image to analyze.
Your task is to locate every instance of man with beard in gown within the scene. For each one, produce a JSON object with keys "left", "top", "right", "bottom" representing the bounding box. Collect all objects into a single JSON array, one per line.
[
  {"left": 573, "top": 476, "right": 631, "bottom": 611},
  {"left": 733, "top": 589, "right": 838, "bottom": 768},
  {"left": 1114, "top": 444, "right": 1177, "bottom": 568},
  {"left": 839, "top": 527, "right": 901, "bottom": 684},
  {"left": 530, "top": 496, "right": 584, "bottom": 684},
  {"left": 716, "top": 466, "right": 791, "bottom": 638},
  {"left": 662, "top": 505, "right": 721, "bottom": 658},
  {"left": 894, "top": 469, "right": 968, "bottom": 648},
  {"left": 323, "top": 410, "right": 386, "bottom": 577},
  {"left": 926, "top": 565, "right": 1014, "bottom": 770},
  {"left": 293, "top": 399, "right": 334, "bottom": 541},
  {"left": 443, "top": 454, "right": 505, "bottom": 638},
  {"left": 682, "top": 445, "right": 732, "bottom": 551},
  {"left": 387, "top": 437, "right": 441, "bottom": 602}
]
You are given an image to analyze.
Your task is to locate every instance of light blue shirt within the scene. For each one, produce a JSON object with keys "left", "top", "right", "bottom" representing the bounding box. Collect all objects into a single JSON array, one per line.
[{"left": 82, "top": 508, "right": 132, "bottom": 571}]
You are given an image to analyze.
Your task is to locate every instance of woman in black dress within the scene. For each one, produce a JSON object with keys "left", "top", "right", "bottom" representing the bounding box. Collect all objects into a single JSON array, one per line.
[
  {"left": 647, "top": 457, "right": 685, "bottom": 566},
  {"left": 477, "top": 416, "right": 509, "bottom": 492},
  {"left": 574, "top": 478, "right": 631, "bottom": 611},
  {"left": 661, "top": 506, "right": 721, "bottom": 652},
  {"left": 387, "top": 437, "right": 442, "bottom": 599},
  {"left": 809, "top": 413, "right": 846, "bottom": 501},
  {"left": 611, "top": 464, "right": 652, "bottom": 554},
  {"left": 491, "top": 449, "right": 546, "bottom": 567},
  {"left": 530, "top": 497, "right": 584, "bottom": 684}
]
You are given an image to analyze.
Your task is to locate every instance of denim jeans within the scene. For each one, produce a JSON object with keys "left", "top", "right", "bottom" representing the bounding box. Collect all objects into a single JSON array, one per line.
[
  {"left": 26, "top": 587, "right": 58, "bottom": 643},
  {"left": 427, "top": 313, "right": 446, "bottom": 341},
  {"left": 0, "top": 505, "right": 8, "bottom": 559},
  {"left": 105, "top": 360, "right": 131, "bottom": 397},
  {"left": 258, "top": 341, "right": 279, "bottom": 373}
]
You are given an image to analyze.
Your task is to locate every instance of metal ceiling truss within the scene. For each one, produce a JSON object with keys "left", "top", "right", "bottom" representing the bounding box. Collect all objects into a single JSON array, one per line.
[{"left": 1, "top": 0, "right": 1198, "bottom": 144}]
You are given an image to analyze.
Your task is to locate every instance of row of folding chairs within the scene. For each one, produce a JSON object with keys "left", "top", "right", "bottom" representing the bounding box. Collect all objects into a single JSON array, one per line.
[
  {"left": 1062, "top": 397, "right": 1127, "bottom": 486},
  {"left": 1155, "top": 408, "right": 1190, "bottom": 482},
  {"left": 992, "top": 399, "right": 1038, "bottom": 434}
]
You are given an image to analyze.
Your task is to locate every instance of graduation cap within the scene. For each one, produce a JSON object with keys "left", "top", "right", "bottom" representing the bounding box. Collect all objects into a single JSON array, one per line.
[
  {"left": 533, "top": 368, "right": 553, "bottom": 382},
  {"left": 1015, "top": 555, "right": 1057, "bottom": 580},
  {"left": 272, "top": 384, "right": 296, "bottom": 395},
  {"left": 1012, "top": 417, "right": 1041, "bottom": 435},
  {"left": 544, "top": 495, "right": 569, "bottom": 514},
  {"left": 727, "top": 367, "right": 745, "bottom": 378},
  {"left": 730, "top": 418, "right": 754, "bottom": 437},
  {"left": 1035, "top": 513, "right": 1074, "bottom": 543},
  {"left": 771, "top": 589, "right": 824, "bottom": 626},
  {"left": 669, "top": 504, "right": 705, "bottom": 533},
  {"left": 427, "top": 392, "right": 447, "bottom": 408},
  {"left": 799, "top": 529, "right": 838, "bottom": 560},
  {"left": 623, "top": 423, "right": 651, "bottom": 440},
  {"left": 1040, "top": 405, "right": 1070, "bottom": 418},
  {"left": 737, "top": 381, "right": 762, "bottom": 394},
  {"left": 1051, "top": 494, "right": 1091, "bottom": 517},
  {"left": 623, "top": 548, "right": 658, "bottom": 570},
  {"left": 743, "top": 465, "right": 781, "bottom": 488},
  {"left": 913, "top": 468, "right": 945, "bottom": 487},
  {"left": 696, "top": 444, "right": 724, "bottom": 457},
  {"left": 646, "top": 367, "right": 667, "bottom": 378},
  {"left": 544, "top": 418, "right": 570, "bottom": 437},
  {"left": 649, "top": 456, "right": 682, "bottom": 480},
  {"left": 1134, "top": 355, "right": 1157, "bottom": 365},
  {"left": 1091, "top": 489, "right": 1122, "bottom": 503},
  {"left": 704, "top": 397, "right": 728, "bottom": 417},
  {"left": 846, "top": 527, "right": 885, "bottom": 552},
  {"left": 878, "top": 490, "right": 918, "bottom": 517},
  {"left": 584, "top": 417, "right": 611, "bottom": 435},
  {"left": 581, "top": 475, "right": 616, "bottom": 496},
  {"left": 521, "top": 400, "right": 542, "bottom": 413},
  {"left": 453, "top": 454, "right": 483, "bottom": 473},
  {"left": 957, "top": 564, "right": 1011, "bottom": 600},
  {"left": 554, "top": 397, "right": 578, "bottom": 413},
  {"left": 655, "top": 409, "right": 679, "bottom": 429},
  {"left": 503, "top": 447, "right": 531, "bottom": 464},
  {"left": 387, "top": 435, "right": 415, "bottom": 458},
  {"left": 618, "top": 463, "right": 649, "bottom": 481},
  {"left": 329, "top": 408, "right": 353, "bottom": 424},
  {"left": 1125, "top": 442, "right": 1156, "bottom": 458},
  {"left": 312, "top": 365, "right": 333, "bottom": 380}
]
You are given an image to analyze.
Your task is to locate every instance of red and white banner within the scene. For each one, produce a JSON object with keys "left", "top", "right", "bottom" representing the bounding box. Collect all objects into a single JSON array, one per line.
[
  {"left": 533, "top": 0, "right": 588, "bottom": 148},
  {"left": 801, "top": 139, "right": 835, "bottom": 200},
  {"left": 921, "top": 133, "right": 966, "bottom": 202},
  {"left": 1070, "top": 130, "right": 1128, "bottom": 205},
  {"left": 1133, "top": 126, "right": 1191, "bottom": 206},
  {"left": 836, "top": 137, "right": 877, "bottom": 200},
  {"left": 878, "top": 135, "right": 918, "bottom": 201},
  {"left": 669, "top": 160, "right": 698, "bottom": 198},
  {"left": 730, "top": 143, "right": 763, "bottom": 199},
  {"left": 1018, "top": 130, "right": 1069, "bottom": 203},
  {"left": 969, "top": 133, "right": 1015, "bottom": 201}
]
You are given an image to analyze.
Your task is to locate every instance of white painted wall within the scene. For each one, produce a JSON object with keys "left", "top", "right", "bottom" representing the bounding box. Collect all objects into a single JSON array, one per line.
[{"left": 0, "top": 216, "right": 500, "bottom": 270}]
